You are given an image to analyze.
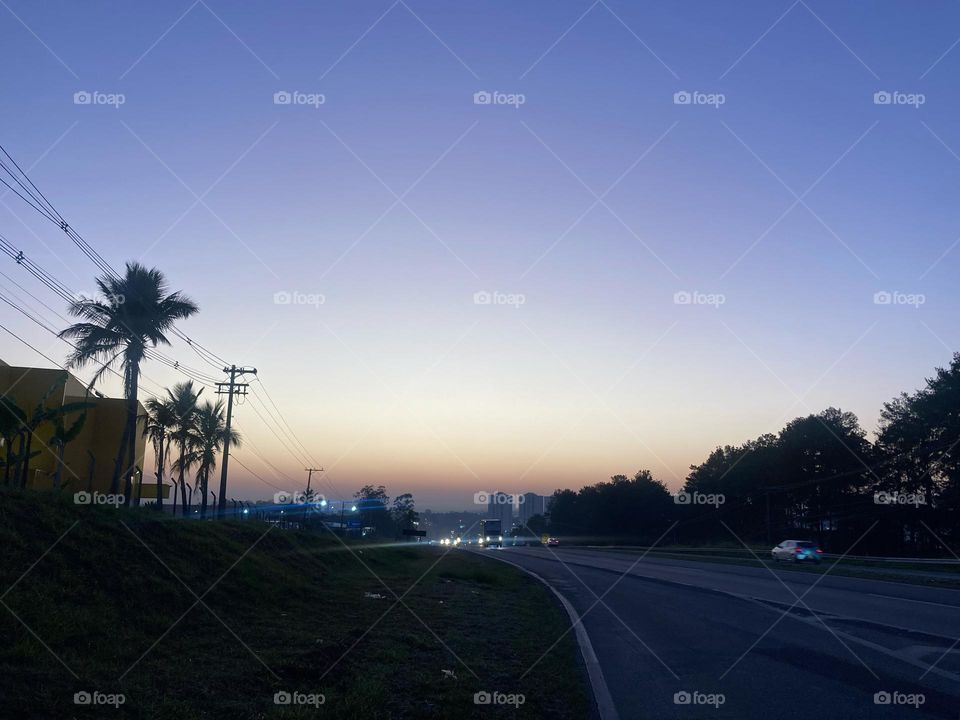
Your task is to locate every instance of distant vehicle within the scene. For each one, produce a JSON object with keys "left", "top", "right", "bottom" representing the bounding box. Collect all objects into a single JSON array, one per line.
[
  {"left": 480, "top": 519, "right": 503, "bottom": 548},
  {"left": 546, "top": 537, "right": 560, "bottom": 547},
  {"left": 771, "top": 540, "right": 822, "bottom": 563}
]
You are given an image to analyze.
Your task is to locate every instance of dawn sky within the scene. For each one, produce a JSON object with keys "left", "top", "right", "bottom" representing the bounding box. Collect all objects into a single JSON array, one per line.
[{"left": 2, "top": 1, "right": 958, "bottom": 510}]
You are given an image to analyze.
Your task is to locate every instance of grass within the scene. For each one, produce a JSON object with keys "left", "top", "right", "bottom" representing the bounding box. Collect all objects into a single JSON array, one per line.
[
  {"left": 584, "top": 544, "right": 960, "bottom": 588},
  {"left": 0, "top": 489, "right": 589, "bottom": 719}
]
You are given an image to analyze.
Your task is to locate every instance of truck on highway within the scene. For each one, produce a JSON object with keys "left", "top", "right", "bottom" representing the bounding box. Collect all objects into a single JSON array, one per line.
[{"left": 479, "top": 519, "right": 503, "bottom": 548}]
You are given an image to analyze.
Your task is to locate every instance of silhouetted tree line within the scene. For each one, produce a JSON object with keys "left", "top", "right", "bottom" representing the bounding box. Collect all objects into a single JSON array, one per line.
[{"left": 547, "top": 354, "right": 960, "bottom": 556}]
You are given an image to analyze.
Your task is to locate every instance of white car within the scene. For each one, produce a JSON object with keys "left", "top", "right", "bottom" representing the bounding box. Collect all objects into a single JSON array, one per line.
[{"left": 771, "top": 539, "right": 822, "bottom": 563}]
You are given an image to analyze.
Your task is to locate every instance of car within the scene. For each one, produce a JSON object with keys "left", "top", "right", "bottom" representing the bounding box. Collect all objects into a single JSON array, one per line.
[
  {"left": 546, "top": 537, "right": 560, "bottom": 547},
  {"left": 771, "top": 539, "right": 823, "bottom": 563}
]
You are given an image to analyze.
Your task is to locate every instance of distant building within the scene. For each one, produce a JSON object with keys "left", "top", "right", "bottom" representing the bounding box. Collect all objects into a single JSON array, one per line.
[
  {"left": 0, "top": 360, "right": 147, "bottom": 496},
  {"left": 518, "top": 492, "right": 552, "bottom": 525},
  {"left": 487, "top": 490, "right": 513, "bottom": 529}
]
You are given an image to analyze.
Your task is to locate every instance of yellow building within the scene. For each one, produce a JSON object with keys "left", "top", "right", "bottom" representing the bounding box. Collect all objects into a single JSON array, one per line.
[{"left": 0, "top": 358, "right": 152, "bottom": 498}]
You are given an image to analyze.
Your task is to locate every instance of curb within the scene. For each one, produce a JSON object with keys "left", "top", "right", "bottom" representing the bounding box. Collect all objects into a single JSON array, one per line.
[{"left": 473, "top": 550, "right": 620, "bottom": 720}]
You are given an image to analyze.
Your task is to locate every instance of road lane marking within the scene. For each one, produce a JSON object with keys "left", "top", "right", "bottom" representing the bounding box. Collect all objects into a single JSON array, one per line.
[
  {"left": 868, "top": 593, "right": 960, "bottom": 609},
  {"left": 470, "top": 550, "right": 620, "bottom": 720}
]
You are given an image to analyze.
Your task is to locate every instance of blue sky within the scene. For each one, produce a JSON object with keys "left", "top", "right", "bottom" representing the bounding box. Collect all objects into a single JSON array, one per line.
[{"left": 2, "top": 1, "right": 959, "bottom": 509}]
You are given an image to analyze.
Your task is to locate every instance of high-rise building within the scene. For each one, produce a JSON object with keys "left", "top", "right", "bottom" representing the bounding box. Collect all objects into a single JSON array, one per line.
[
  {"left": 487, "top": 491, "right": 513, "bottom": 529},
  {"left": 518, "top": 492, "right": 551, "bottom": 525}
]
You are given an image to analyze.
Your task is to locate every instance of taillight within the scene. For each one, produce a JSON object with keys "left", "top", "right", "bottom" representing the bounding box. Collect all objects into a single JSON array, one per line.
[
  {"left": 795, "top": 548, "right": 803, "bottom": 553},
  {"left": 816, "top": 549, "right": 823, "bottom": 553}
]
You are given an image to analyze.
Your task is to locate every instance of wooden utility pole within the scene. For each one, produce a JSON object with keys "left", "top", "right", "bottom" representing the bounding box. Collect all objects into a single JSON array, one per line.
[
  {"left": 216, "top": 365, "right": 256, "bottom": 518},
  {"left": 304, "top": 467, "right": 323, "bottom": 494}
]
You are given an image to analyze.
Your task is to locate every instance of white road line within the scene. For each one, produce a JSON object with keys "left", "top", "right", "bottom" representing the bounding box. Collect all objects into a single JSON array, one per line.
[
  {"left": 868, "top": 593, "right": 960, "bottom": 609},
  {"left": 475, "top": 550, "right": 620, "bottom": 720}
]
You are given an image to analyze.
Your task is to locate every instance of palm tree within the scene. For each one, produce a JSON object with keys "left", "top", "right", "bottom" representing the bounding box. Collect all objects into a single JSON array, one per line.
[
  {"left": 144, "top": 397, "right": 177, "bottom": 511},
  {"left": 193, "top": 399, "right": 240, "bottom": 519},
  {"left": 60, "top": 263, "right": 198, "bottom": 505},
  {"left": 166, "top": 381, "right": 202, "bottom": 516},
  {"left": 0, "top": 398, "right": 26, "bottom": 486},
  {"left": 14, "top": 375, "right": 93, "bottom": 489}
]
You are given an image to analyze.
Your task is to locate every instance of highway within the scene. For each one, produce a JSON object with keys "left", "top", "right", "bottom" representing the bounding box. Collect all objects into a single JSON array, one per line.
[{"left": 480, "top": 546, "right": 960, "bottom": 719}]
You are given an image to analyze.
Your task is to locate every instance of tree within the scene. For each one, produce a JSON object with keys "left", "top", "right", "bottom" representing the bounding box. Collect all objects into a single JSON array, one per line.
[
  {"left": 14, "top": 375, "right": 92, "bottom": 490},
  {"left": 60, "top": 263, "right": 198, "bottom": 505},
  {"left": 144, "top": 396, "right": 177, "bottom": 511},
  {"left": 354, "top": 485, "right": 390, "bottom": 536},
  {"left": 193, "top": 399, "right": 239, "bottom": 520},
  {"left": 391, "top": 493, "right": 418, "bottom": 536},
  {"left": 166, "top": 381, "right": 203, "bottom": 516},
  {"left": 49, "top": 404, "right": 92, "bottom": 492},
  {"left": 0, "top": 397, "right": 26, "bottom": 486},
  {"left": 878, "top": 353, "right": 960, "bottom": 547}
]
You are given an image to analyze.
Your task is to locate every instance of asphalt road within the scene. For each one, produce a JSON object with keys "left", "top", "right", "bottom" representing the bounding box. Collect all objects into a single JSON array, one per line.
[{"left": 477, "top": 546, "right": 960, "bottom": 720}]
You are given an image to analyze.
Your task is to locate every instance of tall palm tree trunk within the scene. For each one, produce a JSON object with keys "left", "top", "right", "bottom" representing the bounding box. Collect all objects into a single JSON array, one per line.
[
  {"left": 123, "top": 364, "right": 140, "bottom": 507},
  {"left": 200, "top": 466, "right": 209, "bottom": 519},
  {"left": 20, "top": 433, "right": 32, "bottom": 488},
  {"left": 178, "top": 440, "right": 189, "bottom": 515},
  {"left": 155, "top": 436, "right": 165, "bottom": 511}
]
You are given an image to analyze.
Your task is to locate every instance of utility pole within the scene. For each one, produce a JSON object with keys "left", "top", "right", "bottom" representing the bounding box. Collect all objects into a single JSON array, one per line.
[
  {"left": 304, "top": 467, "right": 323, "bottom": 494},
  {"left": 216, "top": 365, "right": 256, "bottom": 519}
]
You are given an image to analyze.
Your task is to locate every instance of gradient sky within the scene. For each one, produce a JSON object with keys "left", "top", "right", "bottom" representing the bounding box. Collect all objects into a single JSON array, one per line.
[{"left": 2, "top": 1, "right": 958, "bottom": 510}]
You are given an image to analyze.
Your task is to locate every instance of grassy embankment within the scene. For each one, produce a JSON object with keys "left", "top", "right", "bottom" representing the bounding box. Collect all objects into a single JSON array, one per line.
[{"left": 0, "top": 490, "right": 588, "bottom": 719}]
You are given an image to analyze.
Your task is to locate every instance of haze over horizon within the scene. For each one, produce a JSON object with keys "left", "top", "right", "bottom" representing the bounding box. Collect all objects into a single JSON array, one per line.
[{"left": 2, "top": 1, "right": 959, "bottom": 511}]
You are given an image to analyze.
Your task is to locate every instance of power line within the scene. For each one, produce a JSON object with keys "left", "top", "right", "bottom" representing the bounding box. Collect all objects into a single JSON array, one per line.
[
  {"left": 0, "top": 319, "right": 64, "bottom": 368},
  {"left": 252, "top": 378, "right": 320, "bottom": 467}
]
